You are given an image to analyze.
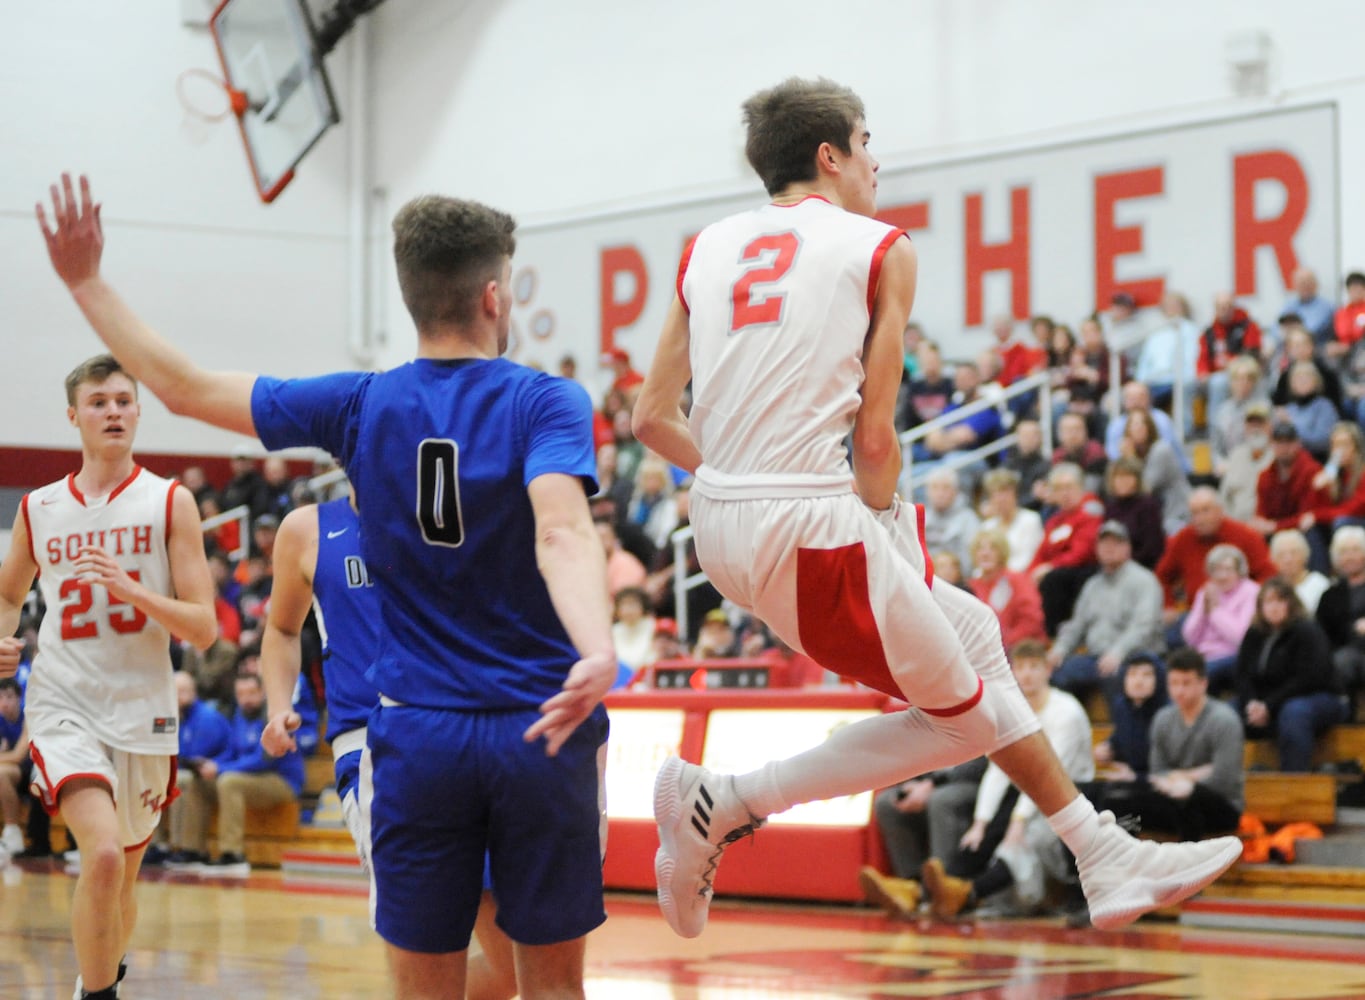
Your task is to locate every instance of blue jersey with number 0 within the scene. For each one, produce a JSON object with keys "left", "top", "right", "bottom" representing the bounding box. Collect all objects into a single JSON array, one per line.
[
  {"left": 312, "top": 498, "right": 381, "bottom": 740},
  {"left": 251, "top": 359, "right": 597, "bottom": 710}
]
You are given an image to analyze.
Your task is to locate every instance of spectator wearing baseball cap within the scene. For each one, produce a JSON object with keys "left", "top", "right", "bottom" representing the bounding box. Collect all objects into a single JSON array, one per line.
[
  {"left": 693, "top": 608, "right": 738, "bottom": 659},
  {"left": 1249, "top": 421, "right": 1329, "bottom": 540},
  {"left": 1218, "top": 402, "right": 1274, "bottom": 522},
  {"left": 1049, "top": 519, "right": 1165, "bottom": 704},
  {"left": 602, "top": 345, "right": 644, "bottom": 395}
]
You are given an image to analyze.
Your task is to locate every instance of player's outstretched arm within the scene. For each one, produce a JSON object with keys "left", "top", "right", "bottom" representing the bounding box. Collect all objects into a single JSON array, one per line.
[
  {"left": 852, "top": 237, "right": 918, "bottom": 511},
  {"left": 633, "top": 297, "right": 702, "bottom": 474},
  {"left": 0, "top": 510, "right": 40, "bottom": 677},
  {"left": 259, "top": 506, "right": 317, "bottom": 756},
  {"left": 36, "top": 173, "right": 257, "bottom": 437},
  {"left": 524, "top": 472, "right": 617, "bottom": 756}
]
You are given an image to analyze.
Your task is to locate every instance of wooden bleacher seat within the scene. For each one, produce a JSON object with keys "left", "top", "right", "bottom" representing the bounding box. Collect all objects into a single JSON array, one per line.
[
  {"left": 1088, "top": 722, "right": 1361, "bottom": 827},
  {"left": 1243, "top": 773, "right": 1337, "bottom": 826}
]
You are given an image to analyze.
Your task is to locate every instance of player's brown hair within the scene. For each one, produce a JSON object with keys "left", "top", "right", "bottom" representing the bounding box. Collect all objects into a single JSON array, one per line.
[
  {"left": 391, "top": 196, "right": 517, "bottom": 331},
  {"left": 741, "top": 77, "right": 865, "bottom": 196},
  {"left": 64, "top": 353, "right": 137, "bottom": 406}
]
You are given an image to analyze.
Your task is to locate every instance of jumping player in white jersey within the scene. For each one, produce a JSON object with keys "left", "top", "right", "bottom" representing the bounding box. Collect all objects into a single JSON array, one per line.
[
  {"left": 633, "top": 77, "right": 1242, "bottom": 937},
  {"left": 0, "top": 355, "right": 217, "bottom": 999}
]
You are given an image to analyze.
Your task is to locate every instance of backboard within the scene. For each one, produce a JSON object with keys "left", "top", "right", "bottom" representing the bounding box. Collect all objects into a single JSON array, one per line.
[{"left": 210, "top": 0, "right": 339, "bottom": 203}]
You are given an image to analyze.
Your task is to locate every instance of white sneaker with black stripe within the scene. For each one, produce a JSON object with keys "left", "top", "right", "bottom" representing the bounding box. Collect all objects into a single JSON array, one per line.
[
  {"left": 1078, "top": 810, "right": 1242, "bottom": 930},
  {"left": 653, "top": 756, "right": 764, "bottom": 938}
]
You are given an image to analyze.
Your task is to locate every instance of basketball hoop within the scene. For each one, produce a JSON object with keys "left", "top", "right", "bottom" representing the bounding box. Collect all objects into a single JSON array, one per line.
[{"left": 176, "top": 68, "right": 241, "bottom": 123}]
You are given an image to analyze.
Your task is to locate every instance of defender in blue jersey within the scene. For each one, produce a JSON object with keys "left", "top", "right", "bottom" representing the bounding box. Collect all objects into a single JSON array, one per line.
[
  {"left": 41, "top": 175, "right": 618, "bottom": 1000},
  {"left": 260, "top": 496, "right": 516, "bottom": 1000}
]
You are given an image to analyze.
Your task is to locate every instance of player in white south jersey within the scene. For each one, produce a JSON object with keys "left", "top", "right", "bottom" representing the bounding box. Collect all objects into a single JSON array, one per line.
[
  {"left": 0, "top": 355, "right": 216, "bottom": 1000},
  {"left": 633, "top": 77, "right": 1242, "bottom": 939}
]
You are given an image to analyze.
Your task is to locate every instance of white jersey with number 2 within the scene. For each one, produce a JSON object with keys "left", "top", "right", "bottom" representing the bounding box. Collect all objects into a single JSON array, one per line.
[
  {"left": 22, "top": 467, "right": 179, "bottom": 754},
  {"left": 679, "top": 194, "right": 903, "bottom": 490}
]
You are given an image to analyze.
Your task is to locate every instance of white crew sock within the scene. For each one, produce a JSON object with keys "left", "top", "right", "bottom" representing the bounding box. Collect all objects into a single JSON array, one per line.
[{"left": 1047, "top": 794, "right": 1102, "bottom": 858}]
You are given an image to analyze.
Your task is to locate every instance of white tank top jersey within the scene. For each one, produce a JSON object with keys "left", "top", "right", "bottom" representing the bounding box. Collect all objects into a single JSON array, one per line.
[
  {"left": 679, "top": 195, "right": 904, "bottom": 495},
  {"left": 22, "top": 467, "right": 180, "bottom": 754}
]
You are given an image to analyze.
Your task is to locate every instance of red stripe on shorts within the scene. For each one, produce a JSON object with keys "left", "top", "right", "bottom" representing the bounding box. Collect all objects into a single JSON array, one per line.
[
  {"left": 914, "top": 503, "right": 935, "bottom": 587},
  {"left": 796, "top": 543, "right": 901, "bottom": 699},
  {"left": 920, "top": 676, "right": 985, "bottom": 717},
  {"left": 28, "top": 742, "right": 111, "bottom": 816}
]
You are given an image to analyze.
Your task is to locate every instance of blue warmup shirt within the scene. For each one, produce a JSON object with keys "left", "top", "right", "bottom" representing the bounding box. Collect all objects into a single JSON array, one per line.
[
  {"left": 0, "top": 709, "right": 23, "bottom": 751},
  {"left": 178, "top": 699, "right": 230, "bottom": 760},
  {"left": 251, "top": 358, "right": 598, "bottom": 710},
  {"left": 214, "top": 709, "right": 305, "bottom": 795},
  {"left": 312, "top": 498, "right": 380, "bottom": 741}
]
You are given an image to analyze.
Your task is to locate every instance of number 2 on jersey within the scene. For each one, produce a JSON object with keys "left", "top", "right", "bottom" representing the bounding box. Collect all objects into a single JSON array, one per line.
[
  {"left": 730, "top": 231, "right": 801, "bottom": 333},
  {"left": 416, "top": 438, "right": 465, "bottom": 547}
]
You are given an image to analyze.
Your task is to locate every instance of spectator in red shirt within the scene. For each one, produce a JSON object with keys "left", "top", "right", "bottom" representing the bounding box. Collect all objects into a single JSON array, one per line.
[
  {"left": 1300, "top": 422, "right": 1365, "bottom": 535},
  {"left": 594, "top": 386, "right": 629, "bottom": 451},
  {"left": 1249, "top": 421, "right": 1329, "bottom": 537},
  {"left": 1029, "top": 463, "right": 1104, "bottom": 636},
  {"left": 1328, "top": 271, "right": 1365, "bottom": 362},
  {"left": 1200, "top": 292, "right": 1264, "bottom": 420},
  {"left": 602, "top": 346, "right": 645, "bottom": 397},
  {"left": 990, "top": 314, "right": 1047, "bottom": 387},
  {"left": 969, "top": 529, "right": 1045, "bottom": 648},
  {"left": 1155, "top": 487, "right": 1276, "bottom": 613}
]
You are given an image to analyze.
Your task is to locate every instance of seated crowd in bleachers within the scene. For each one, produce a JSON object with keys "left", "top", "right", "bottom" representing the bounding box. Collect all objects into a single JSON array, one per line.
[
  {"left": 4, "top": 282, "right": 1363, "bottom": 901},
  {"left": 852, "top": 269, "right": 1365, "bottom": 923}
]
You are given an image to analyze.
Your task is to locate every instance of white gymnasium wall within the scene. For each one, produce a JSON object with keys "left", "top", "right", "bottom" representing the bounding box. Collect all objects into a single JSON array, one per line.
[
  {"left": 367, "top": 0, "right": 1365, "bottom": 383},
  {"left": 0, "top": 1, "right": 353, "bottom": 456}
]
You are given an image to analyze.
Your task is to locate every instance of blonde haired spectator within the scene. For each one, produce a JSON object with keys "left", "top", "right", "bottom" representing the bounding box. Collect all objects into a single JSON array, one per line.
[
  {"left": 968, "top": 529, "right": 1045, "bottom": 648},
  {"left": 1270, "top": 530, "right": 1329, "bottom": 613},
  {"left": 1211, "top": 355, "right": 1268, "bottom": 475},
  {"left": 628, "top": 456, "right": 678, "bottom": 550},
  {"left": 980, "top": 469, "right": 1043, "bottom": 571}
]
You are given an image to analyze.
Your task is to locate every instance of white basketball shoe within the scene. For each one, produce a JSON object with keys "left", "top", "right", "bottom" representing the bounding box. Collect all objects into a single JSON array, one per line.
[
  {"left": 653, "top": 756, "right": 764, "bottom": 938},
  {"left": 1077, "top": 810, "right": 1242, "bottom": 930}
]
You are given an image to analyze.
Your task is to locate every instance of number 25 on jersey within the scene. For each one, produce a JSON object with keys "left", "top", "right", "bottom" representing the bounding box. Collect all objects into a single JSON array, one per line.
[
  {"left": 60, "top": 571, "right": 147, "bottom": 640},
  {"left": 730, "top": 231, "right": 801, "bottom": 334}
]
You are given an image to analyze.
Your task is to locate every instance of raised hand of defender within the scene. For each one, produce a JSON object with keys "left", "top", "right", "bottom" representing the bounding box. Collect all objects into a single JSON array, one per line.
[
  {"left": 0, "top": 637, "right": 23, "bottom": 679},
  {"left": 36, "top": 173, "right": 104, "bottom": 288},
  {"left": 261, "top": 710, "right": 302, "bottom": 757},
  {"left": 524, "top": 649, "right": 617, "bottom": 757},
  {"left": 74, "top": 545, "right": 140, "bottom": 605}
]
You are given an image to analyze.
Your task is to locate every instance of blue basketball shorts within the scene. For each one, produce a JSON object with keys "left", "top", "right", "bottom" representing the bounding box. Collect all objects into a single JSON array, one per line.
[{"left": 367, "top": 701, "right": 609, "bottom": 952}]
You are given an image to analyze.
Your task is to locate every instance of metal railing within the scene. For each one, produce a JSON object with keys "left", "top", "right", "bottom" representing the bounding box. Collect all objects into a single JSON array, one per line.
[
  {"left": 1106, "top": 321, "right": 1195, "bottom": 453},
  {"left": 898, "top": 369, "right": 1053, "bottom": 495},
  {"left": 199, "top": 465, "right": 349, "bottom": 561}
]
